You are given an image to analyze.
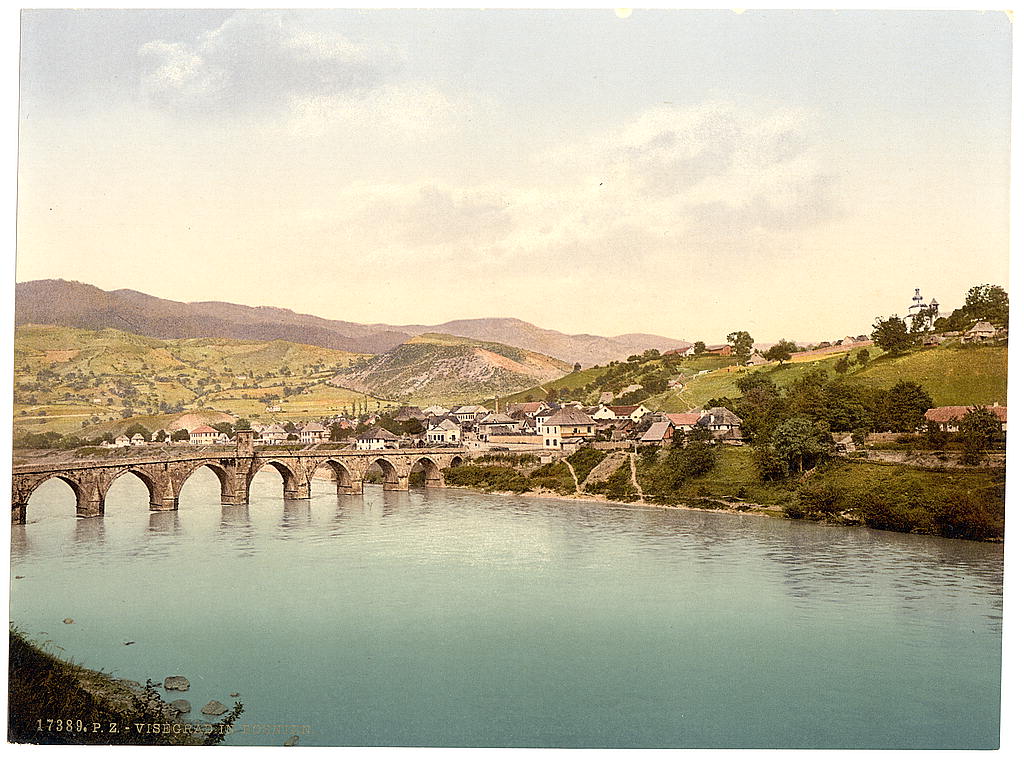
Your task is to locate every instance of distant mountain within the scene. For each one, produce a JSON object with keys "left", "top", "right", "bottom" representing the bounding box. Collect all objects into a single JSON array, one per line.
[
  {"left": 15, "top": 280, "right": 687, "bottom": 365},
  {"left": 328, "top": 333, "right": 572, "bottom": 403}
]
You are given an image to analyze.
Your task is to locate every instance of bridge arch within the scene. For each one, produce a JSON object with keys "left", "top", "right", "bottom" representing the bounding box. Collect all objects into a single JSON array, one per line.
[
  {"left": 315, "top": 458, "right": 360, "bottom": 495},
  {"left": 105, "top": 467, "right": 162, "bottom": 510},
  {"left": 369, "top": 457, "right": 406, "bottom": 491},
  {"left": 19, "top": 474, "right": 87, "bottom": 521},
  {"left": 449, "top": 455, "right": 465, "bottom": 468},
  {"left": 176, "top": 461, "right": 234, "bottom": 506},
  {"left": 410, "top": 456, "right": 445, "bottom": 488},
  {"left": 251, "top": 459, "right": 308, "bottom": 500}
]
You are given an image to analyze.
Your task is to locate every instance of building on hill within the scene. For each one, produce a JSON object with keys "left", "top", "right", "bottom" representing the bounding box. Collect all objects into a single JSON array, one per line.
[
  {"left": 299, "top": 422, "right": 328, "bottom": 444},
  {"left": 905, "top": 288, "right": 939, "bottom": 330},
  {"left": 111, "top": 434, "right": 131, "bottom": 448},
  {"left": 697, "top": 407, "right": 743, "bottom": 436},
  {"left": 963, "top": 321, "right": 998, "bottom": 343},
  {"left": 453, "top": 405, "right": 490, "bottom": 423},
  {"left": 663, "top": 344, "right": 694, "bottom": 357},
  {"left": 746, "top": 352, "right": 768, "bottom": 366},
  {"left": 639, "top": 420, "right": 674, "bottom": 446},
  {"left": 704, "top": 344, "right": 733, "bottom": 356},
  {"left": 189, "top": 425, "right": 219, "bottom": 445},
  {"left": 257, "top": 424, "right": 287, "bottom": 445},
  {"left": 425, "top": 418, "right": 462, "bottom": 445},
  {"left": 924, "top": 405, "right": 1007, "bottom": 433},
  {"left": 130, "top": 433, "right": 146, "bottom": 446},
  {"left": 592, "top": 404, "right": 652, "bottom": 423},
  {"left": 356, "top": 427, "right": 400, "bottom": 450},
  {"left": 540, "top": 408, "right": 597, "bottom": 449},
  {"left": 421, "top": 404, "right": 450, "bottom": 417},
  {"left": 506, "top": 401, "right": 549, "bottom": 417},
  {"left": 665, "top": 413, "right": 701, "bottom": 431},
  {"left": 478, "top": 412, "right": 519, "bottom": 440}
]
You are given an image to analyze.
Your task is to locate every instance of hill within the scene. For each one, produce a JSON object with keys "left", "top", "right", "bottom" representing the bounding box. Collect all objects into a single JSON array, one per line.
[
  {"left": 15, "top": 280, "right": 686, "bottom": 365},
  {"left": 13, "top": 324, "right": 388, "bottom": 437},
  {"left": 329, "top": 333, "right": 572, "bottom": 404},
  {"left": 648, "top": 341, "right": 1008, "bottom": 412}
]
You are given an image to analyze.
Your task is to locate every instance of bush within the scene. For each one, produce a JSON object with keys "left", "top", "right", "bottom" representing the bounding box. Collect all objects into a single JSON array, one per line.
[
  {"left": 797, "top": 481, "right": 846, "bottom": 517},
  {"left": 566, "top": 447, "right": 606, "bottom": 481},
  {"left": 442, "top": 465, "right": 531, "bottom": 493},
  {"left": 854, "top": 492, "right": 932, "bottom": 534},
  {"left": 528, "top": 461, "right": 576, "bottom": 494},
  {"left": 932, "top": 492, "right": 1002, "bottom": 540}
]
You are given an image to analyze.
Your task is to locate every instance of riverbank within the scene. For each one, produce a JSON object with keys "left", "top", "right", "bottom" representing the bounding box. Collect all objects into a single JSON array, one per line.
[
  {"left": 8, "top": 628, "right": 238, "bottom": 745},
  {"left": 442, "top": 448, "right": 1004, "bottom": 541}
]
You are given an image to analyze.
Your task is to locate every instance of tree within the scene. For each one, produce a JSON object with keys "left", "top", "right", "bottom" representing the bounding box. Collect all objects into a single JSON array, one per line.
[
  {"left": 235, "top": 418, "right": 251, "bottom": 431},
  {"left": 124, "top": 423, "right": 151, "bottom": 440},
  {"left": 834, "top": 355, "right": 850, "bottom": 375},
  {"left": 329, "top": 422, "right": 352, "bottom": 441},
  {"left": 153, "top": 429, "right": 168, "bottom": 442},
  {"left": 856, "top": 348, "right": 870, "bottom": 366},
  {"left": 692, "top": 341, "right": 706, "bottom": 356},
  {"left": 764, "top": 340, "right": 797, "bottom": 365},
  {"left": 170, "top": 428, "right": 190, "bottom": 442},
  {"left": 959, "top": 405, "right": 1002, "bottom": 446},
  {"left": 771, "top": 415, "right": 833, "bottom": 473},
  {"left": 876, "top": 381, "right": 933, "bottom": 432},
  {"left": 212, "top": 422, "right": 235, "bottom": 436},
  {"left": 871, "top": 316, "right": 914, "bottom": 355},
  {"left": 964, "top": 284, "right": 1009, "bottom": 328},
  {"left": 726, "top": 331, "right": 754, "bottom": 360}
]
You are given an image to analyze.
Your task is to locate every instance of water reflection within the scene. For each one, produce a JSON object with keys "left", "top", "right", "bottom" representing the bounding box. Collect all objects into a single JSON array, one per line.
[
  {"left": 148, "top": 511, "right": 181, "bottom": 536},
  {"left": 73, "top": 516, "right": 106, "bottom": 547}
]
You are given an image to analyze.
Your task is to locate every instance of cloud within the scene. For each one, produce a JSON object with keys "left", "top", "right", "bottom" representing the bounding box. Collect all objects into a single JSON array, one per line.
[{"left": 139, "top": 10, "right": 401, "bottom": 115}]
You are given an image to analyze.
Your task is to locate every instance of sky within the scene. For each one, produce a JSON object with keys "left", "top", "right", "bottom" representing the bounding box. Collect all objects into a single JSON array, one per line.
[{"left": 15, "top": 8, "right": 1012, "bottom": 344}]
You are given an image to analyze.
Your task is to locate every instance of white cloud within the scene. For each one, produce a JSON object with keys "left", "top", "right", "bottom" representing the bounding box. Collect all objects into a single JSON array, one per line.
[{"left": 139, "top": 10, "right": 401, "bottom": 115}]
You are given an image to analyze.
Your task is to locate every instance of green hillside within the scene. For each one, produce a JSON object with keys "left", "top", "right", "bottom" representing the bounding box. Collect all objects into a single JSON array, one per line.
[
  {"left": 651, "top": 341, "right": 1006, "bottom": 411},
  {"left": 13, "top": 324, "right": 387, "bottom": 437},
  {"left": 498, "top": 351, "right": 735, "bottom": 407},
  {"left": 330, "top": 333, "right": 572, "bottom": 404}
]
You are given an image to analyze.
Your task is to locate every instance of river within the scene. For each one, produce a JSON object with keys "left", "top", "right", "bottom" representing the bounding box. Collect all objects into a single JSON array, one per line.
[{"left": 9, "top": 467, "right": 1003, "bottom": 748}]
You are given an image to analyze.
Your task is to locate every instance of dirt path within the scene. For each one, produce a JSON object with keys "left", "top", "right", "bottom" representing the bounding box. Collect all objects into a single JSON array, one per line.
[
  {"left": 628, "top": 453, "right": 645, "bottom": 500},
  {"left": 564, "top": 460, "right": 581, "bottom": 494}
]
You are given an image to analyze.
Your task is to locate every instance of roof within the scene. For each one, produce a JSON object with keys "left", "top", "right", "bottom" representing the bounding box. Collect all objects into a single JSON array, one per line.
[
  {"left": 608, "top": 405, "right": 639, "bottom": 415},
  {"left": 640, "top": 421, "right": 672, "bottom": 442},
  {"left": 301, "top": 423, "right": 327, "bottom": 432},
  {"left": 429, "top": 419, "right": 461, "bottom": 431},
  {"left": 480, "top": 413, "right": 516, "bottom": 425},
  {"left": 925, "top": 405, "right": 1007, "bottom": 424},
  {"left": 357, "top": 426, "right": 399, "bottom": 441},
  {"left": 666, "top": 413, "right": 701, "bottom": 426},
  {"left": 701, "top": 407, "right": 743, "bottom": 426},
  {"left": 967, "top": 321, "right": 997, "bottom": 333},
  {"left": 190, "top": 425, "right": 218, "bottom": 434},
  {"left": 544, "top": 408, "right": 597, "bottom": 427},
  {"left": 454, "top": 405, "right": 489, "bottom": 414},
  {"left": 508, "top": 401, "right": 547, "bottom": 414}
]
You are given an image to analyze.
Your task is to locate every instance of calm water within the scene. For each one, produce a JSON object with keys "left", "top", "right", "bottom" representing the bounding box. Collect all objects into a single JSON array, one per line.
[{"left": 10, "top": 468, "right": 1003, "bottom": 748}]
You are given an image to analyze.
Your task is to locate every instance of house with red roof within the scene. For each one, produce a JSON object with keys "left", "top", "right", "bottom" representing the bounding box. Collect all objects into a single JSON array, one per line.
[
  {"left": 189, "top": 425, "right": 220, "bottom": 445},
  {"left": 924, "top": 405, "right": 1007, "bottom": 433}
]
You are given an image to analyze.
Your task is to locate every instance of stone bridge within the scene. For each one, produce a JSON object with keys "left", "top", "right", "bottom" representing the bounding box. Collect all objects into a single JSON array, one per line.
[{"left": 11, "top": 432, "right": 466, "bottom": 524}]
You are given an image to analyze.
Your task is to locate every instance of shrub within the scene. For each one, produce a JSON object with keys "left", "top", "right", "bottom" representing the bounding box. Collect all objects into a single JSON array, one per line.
[
  {"left": 566, "top": 447, "right": 607, "bottom": 481},
  {"left": 932, "top": 492, "right": 1002, "bottom": 540},
  {"left": 442, "top": 465, "right": 531, "bottom": 493},
  {"left": 797, "top": 481, "right": 846, "bottom": 517}
]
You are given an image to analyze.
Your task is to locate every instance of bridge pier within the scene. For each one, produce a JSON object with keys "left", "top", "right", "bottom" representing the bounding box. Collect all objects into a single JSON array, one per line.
[
  {"left": 77, "top": 497, "right": 104, "bottom": 519},
  {"left": 383, "top": 475, "right": 410, "bottom": 491},
  {"left": 12, "top": 502, "right": 27, "bottom": 525},
  {"left": 285, "top": 482, "right": 311, "bottom": 500},
  {"left": 340, "top": 480, "right": 363, "bottom": 495},
  {"left": 152, "top": 495, "right": 179, "bottom": 511},
  {"left": 424, "top": 475, "right": 444, "bottom": 488}
]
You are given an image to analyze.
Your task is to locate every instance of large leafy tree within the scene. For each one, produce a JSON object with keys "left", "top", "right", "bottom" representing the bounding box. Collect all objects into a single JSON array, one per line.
[
  {"left": 871, "top": 316, "right": 915, "bottom": 355},
  {"left": 726, "top": 331, "right": 754, "bottom": 360},
  {"left": 959, "top": 405, "right": 1002, "bottom": 445},
  {"left": 770, "top": 415, "right": 833, "bottom": 473},
  {"left": 764, "top": 340, "right": 798, "bottom": 364},
  {"left": 876, "top": 381, "right": 933, "bottom": 432}
]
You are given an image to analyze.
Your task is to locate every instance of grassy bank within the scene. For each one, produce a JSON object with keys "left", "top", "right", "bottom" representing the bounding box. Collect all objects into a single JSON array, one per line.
[
  {"left": 8, "top": 628, "right": 241, "bottom": 745},
  {"left": 443, "top": 447, "right": 1004, "bottom": 541}
]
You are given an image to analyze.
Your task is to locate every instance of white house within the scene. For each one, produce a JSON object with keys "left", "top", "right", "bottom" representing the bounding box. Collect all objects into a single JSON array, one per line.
[
  {"left": 189, "top": 425, "right": 219, "bottom": 445},
  {"left": 299, "top": 422, "right": 329, "bottom": 444},
  {"left": 592, "top": 404, "right": 651, "bottom": 423},
  {"left": 453, "top": 405, "right": 490, "bottom": 423},
  {"left": 540, "top": 408, "right": 597, "bottom": 449},
  {"left": 425, "top": 418, "right": 462, "bottom": 445},
  {"left": 257, "top": 424, "right": 288, "bottom": 445},
  {"left": 130, "top": 433, "right": 146, "bottom": 446},
  {"left": 356, "top": 427, "right": 400, "bottom": 450},
  {"left": 112, "top": 434, "right": 131, "bottom": 448}
]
